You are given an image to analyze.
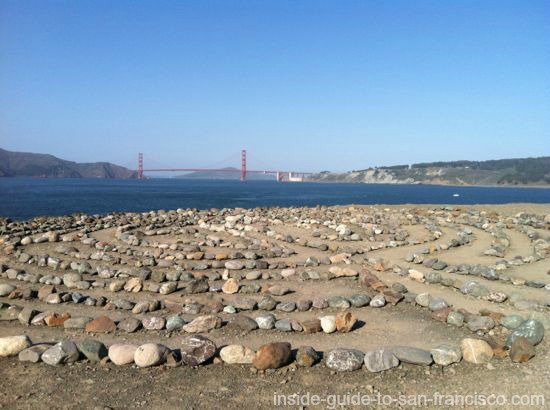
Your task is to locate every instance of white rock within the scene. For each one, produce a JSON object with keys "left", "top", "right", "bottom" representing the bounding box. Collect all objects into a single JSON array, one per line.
[
  {"left": 320, "top": 316, "right": 337, "bottom": 333},
  {"left": 0, "top": 335, "right": 31, "bottom": 357}
]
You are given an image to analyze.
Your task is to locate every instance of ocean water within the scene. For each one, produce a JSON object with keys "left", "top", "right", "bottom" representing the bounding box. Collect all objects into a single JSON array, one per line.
[{"left": 0, "top": 178, "right": 549, "bottom": 220}]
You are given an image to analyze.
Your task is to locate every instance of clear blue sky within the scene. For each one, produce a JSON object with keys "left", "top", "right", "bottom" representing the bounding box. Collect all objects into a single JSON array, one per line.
[{"left": 1, "top": 0, "right": 549, "bottom": 172}]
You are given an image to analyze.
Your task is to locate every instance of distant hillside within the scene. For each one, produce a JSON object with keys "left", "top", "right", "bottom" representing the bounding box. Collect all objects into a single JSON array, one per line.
[
  {"left": 176, "top": 167, "right": 275, "bottom": 180},
  {"left": 0, "top": 148, "right": 137, "bottom": 179},
  {"left": 308, "top": 157, "right": 550, "bottom": 186}
]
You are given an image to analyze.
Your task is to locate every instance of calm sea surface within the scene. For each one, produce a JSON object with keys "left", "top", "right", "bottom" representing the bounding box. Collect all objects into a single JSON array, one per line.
[{"left": 0, "top": 178, "right": 549, "bottom": 220}]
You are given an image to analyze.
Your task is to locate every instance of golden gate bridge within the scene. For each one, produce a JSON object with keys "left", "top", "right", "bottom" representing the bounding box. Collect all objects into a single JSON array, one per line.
[{"left": 137, "top": 150, "right": 313, "bottom": 182}]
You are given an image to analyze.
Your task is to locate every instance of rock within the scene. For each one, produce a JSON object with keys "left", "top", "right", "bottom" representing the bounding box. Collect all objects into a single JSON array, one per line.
[
  {"left": 255, "top": 314, "right": 276, "bottom": 330},
  {"left": 466, "top": 315, "right": 495, "bottom": 332},
  {"left": 142, "top": 316, "right": 166, "bottom": 330},
  {"left": 300, "top": 319, "right": 321, "bottom": 333},
  {"left": 227, "top": 315, "right": 258, "bottom": 332},
  {"left": 501, "top": 315, "right": 524, "bottom": 330},
  {"left": 369, "top": 294, "right": 386, "bottom": 307},
  {"left": 222, "top": 278, "right": 239, "bottom": 294},
  {"left": 117, "top": 317, "right": 142, "bottom": 333},
  {"left": 181, "top": 335, "right": 217, "bottom": 366},
  {"left": 0, "top": 284, "right": 16, "bottom": 297},
  {"left": 42, "top": 340, "right": 81, "bottom": 365},
  {"left": 18, "top": 308, "right": 39, "bottom": 325},
  {"left": 134, "top": 343, "right": 170, "bottom": 367},
  {"left": 312, "top": 297, "right": 328, "bottom": 309},
  {"left": 335, "top": 311, "right": 357, "bottom": 333},
  {"left": 363, "top": 349, "right": 399, "bottom": 372},
  {"left": 85, "top": 316, "right": 116, "bottom": 333},
  {"left": 327, "top": 296, "right": 350, "bottom": 309},
  {"left": 349, "top": 294, "right": 371, "bottom": 307},
  {"left": 0, "top": 335, "right": 31, "bottom": 357},
  {"left": 166, "top": 315, "right": 186, "bottom": 332},
  {"left": 296, "top": 299, "right": 312, "bottom": 311},
  {"left": 225, "top": 261, "right": 244, "bottom": 270},
  {"left": 383, "top": 290, "right": 404, "bottom": 305},
  {"left": 159, "top": 282, "right": 177, "bottom": 295},
  {"left": 182, "top": 315, "right": 222, "bottom": 333},
  {"left": 428, "top": 297, "right": 448, "bottom": 311},
  {"left": 275, "top": 318, "right": 293, "bottom": 332},
  {"left": 64, "top": 316, "right": 93, "bottom": 329},
  {"left": 267, "top": 285, "right": 290, "bottom": 296},
  {"left": 276, "top": 301, "right": 296, "bottom": 313},
  {"left": 325, "top": 348, "right": 364, "bottom": 372},
  {"left": 506, "top": 319, "right": 544, "bottom": 348},
  {"left": 460, "top": 280, "right": 489, "bottom": 297},
  {"left": 460, "top": 338, "right": 494, "bottom": 364},
  {"left": 425, "top": 271, "right": 441, "bottom": 284},
  {"left": 447, "top": 311, "right": 464, "bottom": 327},
  {"left": 391, "top": 346, "right": 432, "bottom": 365},
  {"left": 232, "top": 298, "right": 257, "bottom": 311},
  {"left": 320, "top": 316, "right": 337, "bottom": 333},
  {"left": 431, "top": 344, "right": 462, "bottom": 366},
  {"left": 258, "top": 295, "right": 277, "bottom": 311},
  {"left": 253, "top": 342, "right": 292, "bottom": 370},
  {"left": 408, "top": 269, "right": 424, "bottom": 281},
  {"left": 509, "top": 337, "right": 535, "bottom": 363},
  {"left": 43, "top": 311, "right": 70, "bottom": 326},
  {"left": 108, "top": 344, "right": 138, "bottom": 365},
  {"left": 18, "top": 344, "right": 51, "bottom": 363},
  {"left": 78, "top": 339, "right": 108, "bottom": 362},
  {"left": 415, "top": 293, "right": 431, "bottom": 307},
  {"left": 219, "top": 344, "right": 255, "bottom": 364},
  {"left": 296, "top": 346, "right": 320, "bottom": 367},
  {"left": 431, "top": 307, "right": 452, "bottom": 322}
]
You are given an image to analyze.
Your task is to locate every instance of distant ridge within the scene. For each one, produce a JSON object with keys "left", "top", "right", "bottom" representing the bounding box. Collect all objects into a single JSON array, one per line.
[
  {"left": 308, "top": 157, "right": 550, "bottom": 186},
  {"left": 0, "top": 148, "right": 137, "bottom": 179}
]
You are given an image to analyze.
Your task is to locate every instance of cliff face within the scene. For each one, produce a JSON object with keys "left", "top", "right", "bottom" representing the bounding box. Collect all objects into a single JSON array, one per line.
[
  {"left": 0, "top": 148, "right": 137, "bottom": 179},
  {"left": 309, "top": 157, "right": 550, "bottom": 186}
]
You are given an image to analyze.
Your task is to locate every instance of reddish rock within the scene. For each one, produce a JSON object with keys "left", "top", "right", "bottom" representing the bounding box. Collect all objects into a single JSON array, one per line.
[
  {"left": 85, "top": 316, "right": 117, "bottom": 333},
  {"left": 164, "top": 299, "right": 184, "bottom": 313},
  {"left": 383, "top": 290, "right": 404, "bottom": 305},
  {"left": 431, "top": 307, "right": 453, "bottom": 322},
  {"left": 335, "top": 312, "right": 357, "bottom": 333},
  {"left": 222, "top": 278, "right": 239, "bottom": 294},
  {"left": 510, "top": 337, "right": 535, "bottom": 363},
  {"left": 253, "top": 342, "right": 292, "bottom": 370},
  {"left": 300, "top": 319, "right": 321, "bottom": 334},
  {"left": 44, "top": 312, "right": 71, "bottom": 327},
  {"left": 361, "top": 270, "right": 388, "bottom": 291}
]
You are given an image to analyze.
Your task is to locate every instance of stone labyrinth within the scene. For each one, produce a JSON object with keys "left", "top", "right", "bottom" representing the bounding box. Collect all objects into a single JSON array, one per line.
[{"left": 1, "top": 205, "right": 549, "bottom": 373}]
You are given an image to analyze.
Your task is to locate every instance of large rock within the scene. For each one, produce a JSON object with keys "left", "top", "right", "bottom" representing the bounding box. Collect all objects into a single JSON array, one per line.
[
  {"left": 253, "top": 342, "right": 292, "bottom": 370},
  {"left": 335, "top": 311, "right": 357, "bottom": 333},
  {"left": 460, "top": 281, "right": 489, "bottom": 297},
  {"left": 460, "top": 338, "right": 493, "bottom": 364},
  {"left": 108, "top": 344, "right": 138, "bottom": 365},
  {"left": 134, "top": 343, "right": 170, "bottom": 367},
  {"left": 180, "top": 335, "right": 217, "bottom": 366},
  {"left": 18, "top": 344, "right": 51, "bottom": 363},
  {"left": 391, "top": 346, "right": 432, "bottom": 365},
  {"left": 219, "top": 344, "right": 255, "bottom": 364},
  {"left": 182, "top": 315, "right": 222, "bottom": 333},
  {"left": 0, "top": 335, "right": 31, "bottom": 357},
  {"left": 509, "top": 337, "right": 535, "bottom": 363},
  {"left": 431, "top": 344, "right": 462, "bottom": 366},
  {"left": 466, "top": 315, "right": 495, "bottom": 332},
  {"left": 78, "top": 339, "right": 108, "bottom": 362},
  {"left": 0, "top": 284, "right": 16, "bottom": 297},
  {"left": 325, "top": 348, "right": 364, "bottom": 372},
  {"left": 320, "top": 316, "right": 336, "bottom": 333},
  {"left": 85, "top": 316, "right": 116, "bottom": 333},
  {"left": 296, "top": 346, "right": 320, "bottom": 367},
  {"left": 506, "top": 319, "right": 544, "bottom": 348},
  {"left": 363, "top": 349, "right": 399, "bottom": 372},
  {"left": 117, "top": 317, "right": 142, "bottom": 333},
  {"left": 42, "top": 340, "right": 81, "bottom": 365}
]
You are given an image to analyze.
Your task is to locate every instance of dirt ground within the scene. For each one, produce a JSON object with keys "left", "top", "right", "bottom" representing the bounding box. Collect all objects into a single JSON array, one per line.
[{"left": 1, "top": 203, "right": 549, "bottom": 409}]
